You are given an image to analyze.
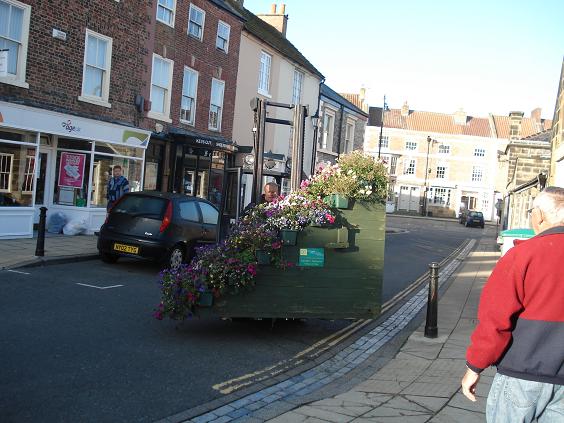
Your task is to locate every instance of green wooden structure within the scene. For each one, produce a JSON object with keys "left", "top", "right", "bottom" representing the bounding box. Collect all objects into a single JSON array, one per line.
[{"left": 204, "top": 201, "right": 386, "bottom": 319}]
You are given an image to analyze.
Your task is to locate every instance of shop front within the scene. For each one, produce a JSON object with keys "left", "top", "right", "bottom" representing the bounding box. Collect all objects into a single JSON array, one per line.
[{"left": 0, "top": 101, "right": 151, "bottom": 239}]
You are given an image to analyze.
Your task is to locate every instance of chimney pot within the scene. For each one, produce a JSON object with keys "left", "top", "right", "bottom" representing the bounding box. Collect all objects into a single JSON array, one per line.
[
  {"left": 270, "top": 3, "right": 277, "bottom": 13},
  {"left": 401, "top": 101, "right": 409, "bottom": 117},
  {"left": 281, "top": 4, "right": 286, "bottom": 14},
  {"left": 531, "top": 107, "right": 542, "bottom": 122}
]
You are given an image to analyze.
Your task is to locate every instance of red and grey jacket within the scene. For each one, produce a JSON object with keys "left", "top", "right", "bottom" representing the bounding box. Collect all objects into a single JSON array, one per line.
[{"left": 466, "top": 226, "right": 564, "bottom": 385}]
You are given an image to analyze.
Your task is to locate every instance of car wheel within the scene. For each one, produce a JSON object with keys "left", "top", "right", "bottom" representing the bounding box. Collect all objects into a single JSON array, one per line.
[
  {"left": 100, "top": 252, "right": 119, "bottom": 264},
  {"left": 166, "top": 245, "right": 185, "bottom": 269}
]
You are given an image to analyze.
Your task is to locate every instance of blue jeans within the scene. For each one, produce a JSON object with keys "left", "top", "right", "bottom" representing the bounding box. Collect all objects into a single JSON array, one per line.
[{"left": 487, "top": 373, "right": 564, "bottom": 422}]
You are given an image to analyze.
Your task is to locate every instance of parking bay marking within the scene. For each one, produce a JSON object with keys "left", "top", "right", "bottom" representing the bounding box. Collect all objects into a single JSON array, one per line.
[
  {"left": 6, "top": 269, "right": 31, "bottom": 275},
  {"left": 76, "top": 283, "right": 124, "bottom": 290}
]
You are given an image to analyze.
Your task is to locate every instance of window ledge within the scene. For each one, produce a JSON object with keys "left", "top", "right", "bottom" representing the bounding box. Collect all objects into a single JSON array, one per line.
[
  {"left": 78, "top": 95, "right": 111, "bottom": 108},
  {"left": 147, "top": 111, "right": 172, "bottom": 123},
  {"left": 258, "top": 90, "right": 272, "bottom": 98},
  {"left": 0, "top": 78, "right": 29, "bottom": 89},
  {"left": 208, "top": 127, "right": 221, "bottom": 132},
  {"left": 156, "top": 18, "right": 175, "bottom": 28},
  {"left": 317, "top": 148, "right": 338, "bottom": 156},
  {"left": 180, "top": 119, "right": 195, "bottom": 127}
]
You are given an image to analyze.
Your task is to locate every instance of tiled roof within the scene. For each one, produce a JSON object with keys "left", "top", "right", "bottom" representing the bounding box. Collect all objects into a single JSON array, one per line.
[
  {"left": 226, "top": 1, "right": 323, "bottom": 79},
  {"left": 521, "top": 129, "right": 552, "bottom": 142},
  {"left": 368, "top": 107, "right": 553, "bottom": 139},
  {"left": 491, "top": 115, "right": 552, "bottom": 139},
  {"left": 209, "top": 0, "right": 245, "bottom": 20},
  {"left": 321, "top": 85, "right": 368, "bottom": 117},
  {"left": 339, "top": 93, "right": 364, "bottom": 110}
]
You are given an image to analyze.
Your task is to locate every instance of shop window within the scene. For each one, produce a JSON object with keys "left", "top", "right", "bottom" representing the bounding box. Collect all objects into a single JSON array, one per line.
[
  {"left": 188, "top": 3, "right": 205, "bottom": 40},
  {"left": 90, "top": 155, "right": 143, "bottom": 208},
  {"left": 0, "top": 0, "right": 31, "bottom": 88},
  {"left": 157, "top": 0, "right": 175, "bottom": 27},
  {"left": 209, "top": 78, "right": 225, "bottom": 131},
  {"left": 53, "top": 150, "right": 90, "bottom": 207},
  {"left": 0, "top": 143, "right": 35, "bottom": 206},
  {"left": 94, "top": 142, "right": 143, "bottom": 158},
  {"left": 216, "top": 21, "right": 230, "bottom": 53},
  {"left": 181, "top": 67, "right": 198, "bottom": 125},
  {"left": 80, "top": 29, "right": 112, "bottom": 107}
]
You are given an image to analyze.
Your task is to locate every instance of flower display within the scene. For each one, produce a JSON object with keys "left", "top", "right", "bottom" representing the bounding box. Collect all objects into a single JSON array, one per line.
[{"left": 261, "top": 192, "right": 335, "bottom": 231}]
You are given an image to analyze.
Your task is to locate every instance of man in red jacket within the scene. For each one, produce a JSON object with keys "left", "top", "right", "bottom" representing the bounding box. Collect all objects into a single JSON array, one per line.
[{"left": 461, "top": 186, "right": 564, "bottom": 422}]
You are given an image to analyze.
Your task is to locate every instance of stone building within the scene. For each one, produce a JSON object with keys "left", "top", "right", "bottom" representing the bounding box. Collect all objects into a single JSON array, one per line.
[
  {"left": 314, "top": 84, "right": 368, "bottom": 169},
  {"left": 365, "top": 103, "right": 552, "bottom": 220}
]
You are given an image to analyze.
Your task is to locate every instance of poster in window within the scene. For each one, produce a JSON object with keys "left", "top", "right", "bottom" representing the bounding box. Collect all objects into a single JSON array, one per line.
[
  {"left": 58, "top": 152, "right": 86, "bottom": 188},
  {"left": 144, "top": 162, "right": 158, "bottom": 190}
]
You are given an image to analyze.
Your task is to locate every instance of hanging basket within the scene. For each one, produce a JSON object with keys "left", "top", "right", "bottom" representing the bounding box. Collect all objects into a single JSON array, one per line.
[{"left": 280, "top": 229, "right": 298, "bottom": 246}]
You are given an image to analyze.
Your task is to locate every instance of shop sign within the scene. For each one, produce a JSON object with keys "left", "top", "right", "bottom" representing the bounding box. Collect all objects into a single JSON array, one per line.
[
  {"left": 58, "top": 151, "right": 86, "bottom": 188},
  {"left": 298, "top": 248, "right": 325, "bottom": 267}
]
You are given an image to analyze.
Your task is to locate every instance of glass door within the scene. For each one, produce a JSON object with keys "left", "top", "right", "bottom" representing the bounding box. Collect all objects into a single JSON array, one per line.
[{"left": 35, "top": 149, "right": 51, "bottom": 205}]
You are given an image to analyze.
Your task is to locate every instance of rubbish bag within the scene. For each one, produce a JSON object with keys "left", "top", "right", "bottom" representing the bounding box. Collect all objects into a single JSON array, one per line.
[
  {"left": 47, "top": 212, "right": 67, "bottom": 234},
  {"left": 63, "top": 218, "right": 87, "bottom": 236}
]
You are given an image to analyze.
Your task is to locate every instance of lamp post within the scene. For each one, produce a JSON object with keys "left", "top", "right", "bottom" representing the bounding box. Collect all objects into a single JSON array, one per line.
[
  {"left": 310, "top": 111, "right": 320, "bottom": 174},
  {"left": 423, "top": 136, "right": 437, "bottom": 216},
  {"left": 377, "top": 95, "right": 389, "bottom": 159}
]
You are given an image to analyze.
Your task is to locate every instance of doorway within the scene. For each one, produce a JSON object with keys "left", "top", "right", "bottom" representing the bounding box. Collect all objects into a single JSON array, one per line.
[{"left": 35, "top": 148, "right": 53, "bottom": 206}]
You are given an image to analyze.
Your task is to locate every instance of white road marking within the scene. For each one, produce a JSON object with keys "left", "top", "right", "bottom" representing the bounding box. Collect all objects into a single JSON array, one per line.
[
  {"left": 6, "top": 269, "right": 31, "bottom": 275},
  {"left": 76, "top": 283, "right": 123, "bottom": 290}
]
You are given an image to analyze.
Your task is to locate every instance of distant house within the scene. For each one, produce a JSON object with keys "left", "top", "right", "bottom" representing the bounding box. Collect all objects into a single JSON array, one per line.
[
  {"left": 314, "top": 84, "right": 368, "bottom": 169},
  {"left": 365, "top": 102, "right": 552, "bottom": 220}
]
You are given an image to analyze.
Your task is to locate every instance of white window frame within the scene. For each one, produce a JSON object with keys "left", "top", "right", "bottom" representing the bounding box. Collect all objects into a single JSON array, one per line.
[
  {"left": 438, "top": 144, "right": 450, "bottom": 154},
  {"left": 148, "top": 54, "right": 173, "bottom": 123},
  {"left": 389, "top": 154, "right": 398, "bottom": 175},
  {"left": 431, "top": 187, "right": 451, "bottom": 206},
  {"left": 0, "top": 152, "right": 14, "bottom": 192},
  {"left": 292, "top": 68, "right": 304, "bottom": 105},
  {"left": 216, "top": 20, "right": 230, "bottom": 53},
  {"left": 404, "top": 158, "right": 416, "bottom": 175},
  {"left": 258, "top": 51, "right": 272, "bottom": 96},
  {"left": 320, "top": 109, "right": 335, "bottom": 151},
  {"left": 380, "top": 135, "right": 389, "bottom": 149},
  {"left": 208, "top": 78, "right": 225, "bottom": 131},
  {"left": 405, "top": 141, "right": 417, "bottom": 151},
  {"left": 471, "top": 166, "right": 483, "bottom": 182},
  {"left": 180, "top": 66, "right": 198, "bottom": 126},
  {"left": 0, "top": 0, "right": 31, "bottom": 89},
  {"left": 156, "top": 0, "right": 176, "bottom": 28},
  {"left": 78, "top": 29, "right": 113, "bottom": 108},
  {"left": 22, "top": 154, "right": 34, "bottom": 193},
  {"left": 188, "top": 3, "right": 205, "bottom": 41},
  {"left": 344, "top": 118, "right": 356, "bottom": 153},
  {"left": 474, "top": 147, "right": 485, "bottom": 157},
  {"left": 436, "top": 165, "right": 447, "bottom": 179}
]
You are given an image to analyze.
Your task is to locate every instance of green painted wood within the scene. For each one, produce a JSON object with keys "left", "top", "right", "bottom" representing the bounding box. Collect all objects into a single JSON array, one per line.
[{"left": 204, "top": 201, "right": 386, "bottom": 319}]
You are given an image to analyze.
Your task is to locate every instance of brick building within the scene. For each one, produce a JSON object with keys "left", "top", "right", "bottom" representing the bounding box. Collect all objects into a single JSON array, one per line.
[
  {"left": 0, "top": 0, "right": 152, "bottom": 238},
  {"left": 549, "top": 58, "right": 564, "bottom": 186}
]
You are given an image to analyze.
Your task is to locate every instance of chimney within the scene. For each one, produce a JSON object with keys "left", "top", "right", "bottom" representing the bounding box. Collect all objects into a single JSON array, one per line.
[
  {"left": 530, "top": 107, "right": 542, "bottom": 123},
  {"left": 400, "top": 101, "right": 409, "bottom": 117},
  {"left": 509, "top": 111, "right": 524, "bottom": 140},
  {"left": 257, "top": 3, "right": 289, "bottom": 37},
  {"left": 454, "top": 108, "right": 467, "bottom": 125},
  {"left": 359, "top": 87, "right": 366, "bottom": 102}
]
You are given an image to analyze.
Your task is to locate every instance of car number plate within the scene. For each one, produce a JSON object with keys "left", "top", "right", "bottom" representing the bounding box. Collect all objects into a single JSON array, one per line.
[{"left": 113, "top": 243, "right": 139, "bottom": 254}]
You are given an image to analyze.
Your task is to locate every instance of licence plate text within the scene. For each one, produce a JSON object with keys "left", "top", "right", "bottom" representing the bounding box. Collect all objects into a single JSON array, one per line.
[{"left": 113, "top": 243, "right": 139, "bottom": 254}]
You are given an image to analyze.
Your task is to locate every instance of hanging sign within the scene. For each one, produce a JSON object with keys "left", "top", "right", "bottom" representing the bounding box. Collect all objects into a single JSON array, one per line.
[{"left": 58, "top": 151, "right": 86, "bottom": 188}]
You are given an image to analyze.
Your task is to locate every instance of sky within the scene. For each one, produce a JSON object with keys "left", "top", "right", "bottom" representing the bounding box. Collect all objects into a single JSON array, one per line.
[{"left": 243, "top": 0, "right": 564, "bottom": 120}]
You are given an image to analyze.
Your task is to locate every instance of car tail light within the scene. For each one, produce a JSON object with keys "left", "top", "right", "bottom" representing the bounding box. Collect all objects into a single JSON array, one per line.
[{"left": 160, "top": 200, "right": 173, "bottom": 233}]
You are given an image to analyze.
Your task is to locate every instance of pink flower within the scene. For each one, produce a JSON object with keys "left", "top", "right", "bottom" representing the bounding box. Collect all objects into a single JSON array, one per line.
[
  {"left": 326, "top": 213, "right": 335, "bottom": 224},
  {"left": 272, "top": 240, "right": 282, "bottom": 250},
  {"left": 247, "top": 264, "right": 257, "bottom": 276}
]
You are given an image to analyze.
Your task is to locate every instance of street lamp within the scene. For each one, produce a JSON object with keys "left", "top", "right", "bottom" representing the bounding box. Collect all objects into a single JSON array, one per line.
[
  {"left": 377, "top": 95, "right": 389, "bottom": 159},
  {"left": 310, "top": 111, "right": 320, "bottom": 174},
  {"left": 423, "top": 136, "right": 437, "bottom": 216}
]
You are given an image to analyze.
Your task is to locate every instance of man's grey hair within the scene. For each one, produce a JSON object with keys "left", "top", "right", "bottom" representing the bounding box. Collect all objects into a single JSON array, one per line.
[
  {"left": 264, "top": 182, "right": 279, "bottom": 191},
  {"left": 533, "top": 186, "right": 564, "bottom": 224}
]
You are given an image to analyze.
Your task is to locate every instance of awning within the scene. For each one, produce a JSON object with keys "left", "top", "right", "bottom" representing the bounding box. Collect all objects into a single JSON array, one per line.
[
  {"left": 0, "top": 101, "right": 151, "bottom": 148},
  {"left": 168, "top": 127, "right": 238, "bottom": 153}
]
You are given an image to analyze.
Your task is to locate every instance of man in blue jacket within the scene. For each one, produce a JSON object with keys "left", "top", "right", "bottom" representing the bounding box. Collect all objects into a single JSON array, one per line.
[{"left": 106, "top": 165, "right": 129, "bottom": 210}]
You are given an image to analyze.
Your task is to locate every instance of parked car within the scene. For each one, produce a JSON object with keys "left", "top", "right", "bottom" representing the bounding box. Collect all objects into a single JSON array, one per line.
[
  {"left": 462, "top": 211, "right": 485, "bottom": 228},
  {"left": 97, "top": 191, "right": 219, "bottom": 268}
]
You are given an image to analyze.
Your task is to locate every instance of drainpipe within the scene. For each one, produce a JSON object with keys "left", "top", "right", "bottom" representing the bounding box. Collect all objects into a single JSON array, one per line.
[{"left": 336, "top": 103, "right": 345, "bottom": 159}]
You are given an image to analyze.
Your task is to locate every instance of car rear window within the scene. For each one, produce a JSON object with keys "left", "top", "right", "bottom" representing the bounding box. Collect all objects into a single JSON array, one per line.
[
  {"left": 113, "top": 196, "right": 167, "bottom": 218},
  {"left": 469, "top": 212, "right": 483, "bottom": 218}
]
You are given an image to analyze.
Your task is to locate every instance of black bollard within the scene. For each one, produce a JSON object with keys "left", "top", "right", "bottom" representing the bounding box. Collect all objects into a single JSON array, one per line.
[
  {"left": 35, "top": 206, "right": 47, "bottom": 257},
  {"left": 424, "top": 262, "right": 439, "bottom": 338}
]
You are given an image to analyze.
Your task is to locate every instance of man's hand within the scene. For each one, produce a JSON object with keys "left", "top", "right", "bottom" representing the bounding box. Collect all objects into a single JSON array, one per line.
[{"left": 461, "top": 368, "right": 480, "bottom": 402}]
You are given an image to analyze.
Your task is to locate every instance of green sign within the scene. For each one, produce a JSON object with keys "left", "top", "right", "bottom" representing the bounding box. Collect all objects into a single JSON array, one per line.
[{"left": 298, "top": 248, "right": 325, "bottom": 267}]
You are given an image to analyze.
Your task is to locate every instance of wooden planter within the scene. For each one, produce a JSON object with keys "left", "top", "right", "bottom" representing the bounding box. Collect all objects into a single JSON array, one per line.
[{"left": 203, "top": 201, "right": 386, "bottom": 320}]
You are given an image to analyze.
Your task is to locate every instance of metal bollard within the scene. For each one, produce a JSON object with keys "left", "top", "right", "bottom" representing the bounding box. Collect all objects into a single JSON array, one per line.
[
  {"left": 424, "top": 262, "right": 439, "bottom": 338},
  {"left": 35, "top": 206, "right": 47, "bottom": 257}
]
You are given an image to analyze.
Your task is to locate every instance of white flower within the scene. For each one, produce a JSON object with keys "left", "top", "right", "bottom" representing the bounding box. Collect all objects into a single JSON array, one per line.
[
  {"left": 352, "top": 175, "right": 357, "bottom": 180},
  {"left": 359, "top": 189, "right": 365, "bottom": 195},
  {"left": 366, "top": 190, "right": 372, "bottom": 195},
  {"left": 347, "top": 169, "right": 353, "bottom": 175}
]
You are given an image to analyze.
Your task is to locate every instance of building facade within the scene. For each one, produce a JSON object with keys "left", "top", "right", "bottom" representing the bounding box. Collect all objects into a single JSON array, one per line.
[
  {"left": 0, "top": 0, "right": 152, "bottom": 238},
  {"left": 229, "top": 1, "right": 323, "bottom": 202},
  {"left": 549, "top": 58, "right": 564, "bottom": 186},
  {"left": 365, "top": 103, "right": 552, "bottom": 221},
  {"left": 314, "top": 84, "right": 368, "bottom": 169}
]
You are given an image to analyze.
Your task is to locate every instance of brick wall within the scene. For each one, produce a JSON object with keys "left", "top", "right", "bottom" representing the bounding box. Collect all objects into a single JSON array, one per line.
[
  {"left": 0, "top": 0, "right": 151, "bottom": 128},
  {"left": 151, "top": 0, "right": 243, "bottom": 139}
]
